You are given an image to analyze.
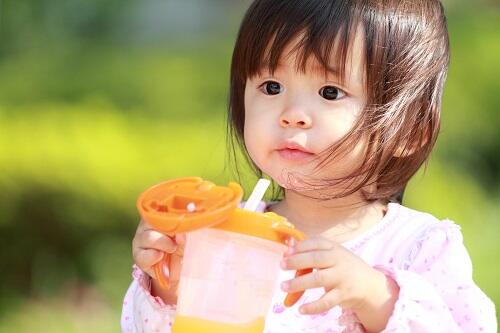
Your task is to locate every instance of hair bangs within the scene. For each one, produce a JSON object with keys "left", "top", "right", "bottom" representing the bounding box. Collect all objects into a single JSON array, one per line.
[{"left": 239, "top": 0, "right": 364, "bottom": 86}]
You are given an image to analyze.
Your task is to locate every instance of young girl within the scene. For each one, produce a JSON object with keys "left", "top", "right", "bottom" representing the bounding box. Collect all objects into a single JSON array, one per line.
[{"left": 122, "top": 0, "right": 497, "bottom": 332}]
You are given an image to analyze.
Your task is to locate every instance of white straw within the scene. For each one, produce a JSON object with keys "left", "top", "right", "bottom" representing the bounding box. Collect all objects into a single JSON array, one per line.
[{"left": 243, "top": 178, "right": 271, "bottom": 212}]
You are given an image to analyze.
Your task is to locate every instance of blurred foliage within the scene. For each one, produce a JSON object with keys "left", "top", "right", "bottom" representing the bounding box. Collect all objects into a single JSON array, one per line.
[{"left": 0, "top": 0, "right": 498, "bottom": 331}]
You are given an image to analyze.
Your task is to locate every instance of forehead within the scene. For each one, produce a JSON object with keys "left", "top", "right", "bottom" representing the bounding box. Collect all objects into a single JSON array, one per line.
[{"left": 258, "top": 25, "right": 366, "bottom": 87}]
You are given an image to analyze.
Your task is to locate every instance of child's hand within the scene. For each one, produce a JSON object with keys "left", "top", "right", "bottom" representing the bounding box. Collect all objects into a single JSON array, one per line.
[
  {"left": 280, "top": 236, "right": 395, "bottom": 316},
  {"left": 132, "top": 218, "right": 186, "bottom": 294}
]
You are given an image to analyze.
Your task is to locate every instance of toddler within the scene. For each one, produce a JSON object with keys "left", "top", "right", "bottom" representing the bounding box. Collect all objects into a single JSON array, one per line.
[{"left": 122, "top": 0, "right": 497, "bottom": 332}]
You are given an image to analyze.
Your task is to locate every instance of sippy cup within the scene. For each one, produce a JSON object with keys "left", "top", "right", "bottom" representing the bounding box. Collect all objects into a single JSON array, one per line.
[{"left": 137, "top": 177, "right": 311, "bottom": 333}]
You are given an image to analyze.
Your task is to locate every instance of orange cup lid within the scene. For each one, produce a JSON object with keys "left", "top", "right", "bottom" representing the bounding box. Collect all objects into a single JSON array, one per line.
[
  {"left": 137, "top": 177, "right": 243, "bottom": 235},
  {"left": 214, "top": 209, "right": 305, "bottom": 246}
]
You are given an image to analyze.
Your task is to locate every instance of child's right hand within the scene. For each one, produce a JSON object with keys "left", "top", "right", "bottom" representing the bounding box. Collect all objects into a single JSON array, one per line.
[{"left": 132, "top": 218, "right": 186, "bottom": 301}]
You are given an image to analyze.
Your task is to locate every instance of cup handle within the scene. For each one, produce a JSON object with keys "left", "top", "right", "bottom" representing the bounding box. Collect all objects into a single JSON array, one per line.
[
  {"left": 154, "top": 253, "right": 171, "bottom": 290},
  {"left": 283, "top": 268, "right": 313, "bottom": 307},
  {"left": 274, "top": 225, "right": 312, "bottom": 307}
]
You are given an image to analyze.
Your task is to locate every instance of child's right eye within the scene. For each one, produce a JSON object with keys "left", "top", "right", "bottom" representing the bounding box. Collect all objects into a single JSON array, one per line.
[{"left": 260, "top": 81, "right": 282, "bottom": 95}]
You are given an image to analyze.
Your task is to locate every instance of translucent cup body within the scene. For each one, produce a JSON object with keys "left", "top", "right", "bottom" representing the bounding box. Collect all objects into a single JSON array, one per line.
[{"left": 173, "top": 227, "right": 286, "bottom": 331}]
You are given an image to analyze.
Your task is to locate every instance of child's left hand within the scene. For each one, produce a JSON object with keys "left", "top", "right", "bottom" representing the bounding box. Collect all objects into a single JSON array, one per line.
[{"left": 280, "top": 236, "right": 390, "bottom": 315}]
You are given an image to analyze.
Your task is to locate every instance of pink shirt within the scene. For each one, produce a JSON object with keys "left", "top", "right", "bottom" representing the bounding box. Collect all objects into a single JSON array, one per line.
[{"left": 121, "top": 202, "right": 497, "bottom": 332}]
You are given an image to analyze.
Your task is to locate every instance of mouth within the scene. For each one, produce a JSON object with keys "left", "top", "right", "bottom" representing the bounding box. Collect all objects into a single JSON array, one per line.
[{"left": 277, "top": 148, "right": 315, "bottom": 161}]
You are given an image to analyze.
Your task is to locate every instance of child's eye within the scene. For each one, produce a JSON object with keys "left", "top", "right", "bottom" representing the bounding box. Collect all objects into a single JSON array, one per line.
[
  {"left": 319, "top": 86, "right": 346, "bottom": 100},
  {"left": 260, "top": 81, "right": 283, "bottom": 95}
]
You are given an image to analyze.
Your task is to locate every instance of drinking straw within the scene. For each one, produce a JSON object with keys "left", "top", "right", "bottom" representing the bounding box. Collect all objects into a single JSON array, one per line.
[{"left": 243, "top": 178, "right": 271, "bottom": 212}]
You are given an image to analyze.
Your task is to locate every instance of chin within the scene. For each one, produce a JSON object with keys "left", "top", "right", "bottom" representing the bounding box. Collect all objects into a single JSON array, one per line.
[
  {"left": 275, "top": 174, "right": 291, "bottom": 189},
  {"left": 251, "top": 153, "right": 313, "bottom": 190},
  {"left": 272, "top": 167, "right": 304, "bottom": 190}
]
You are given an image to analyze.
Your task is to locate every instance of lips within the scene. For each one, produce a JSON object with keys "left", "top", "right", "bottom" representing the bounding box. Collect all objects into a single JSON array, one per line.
[
  {"left": 277, "top": 141, "right": 312, "bottom": 153},
  {"left": 276, "top": 141, "right": 314, "bottom": 162},
  {"left": 278, "top": 149, "right": 315, "bottom": 161}
]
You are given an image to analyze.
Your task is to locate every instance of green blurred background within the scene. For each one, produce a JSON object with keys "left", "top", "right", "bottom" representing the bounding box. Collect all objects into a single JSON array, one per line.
[{"left": 0, "top": 0, "right": 498, "bottom": 331}]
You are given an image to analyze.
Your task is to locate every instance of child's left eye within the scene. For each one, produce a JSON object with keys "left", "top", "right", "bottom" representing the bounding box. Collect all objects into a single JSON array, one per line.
[{"left": 319, "top": 86, "right": 346, "bottom": 100}]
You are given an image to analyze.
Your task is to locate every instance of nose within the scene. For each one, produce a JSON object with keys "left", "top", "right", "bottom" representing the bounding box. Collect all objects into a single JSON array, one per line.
[{"left": 279, "top": 109, "right": 312, "bottom": 129}]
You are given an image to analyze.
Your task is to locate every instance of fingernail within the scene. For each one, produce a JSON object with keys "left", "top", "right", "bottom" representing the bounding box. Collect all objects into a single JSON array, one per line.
[
  {"left": 286, "top": 247, "right": 294, "bottom": 255},
  {"left": 281, "top": 281, "right": 289, "bottom": 291}
]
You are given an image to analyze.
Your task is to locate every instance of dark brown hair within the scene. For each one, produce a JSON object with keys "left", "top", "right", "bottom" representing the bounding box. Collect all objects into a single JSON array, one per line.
[{"left": 227, "top": 0, "right": 450, "bottom": 203}]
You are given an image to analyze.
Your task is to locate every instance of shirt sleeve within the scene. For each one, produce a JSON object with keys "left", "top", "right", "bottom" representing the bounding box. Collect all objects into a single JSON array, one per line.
[
  {"left": 379, "top": 221, "right": 497, "bottom": 333},
  {"left": 121, "top": 265, "right": 177, "bottom": 333}
]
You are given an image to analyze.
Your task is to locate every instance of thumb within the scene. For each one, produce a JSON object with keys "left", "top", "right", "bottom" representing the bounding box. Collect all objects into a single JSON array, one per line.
[{"left": 175, "top": 233, "right": 187, "bottom": 246}]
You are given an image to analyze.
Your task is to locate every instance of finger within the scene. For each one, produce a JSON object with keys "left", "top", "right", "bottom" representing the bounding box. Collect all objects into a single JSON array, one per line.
[
  {"left": 299, "top": 289, "right": 342, "bottom": 315},
  {"left": 134, "top": 229, "right": 177, "bottom": 253},
  {"left": 291, "top": 237, "right": 335, "bottom": 255},
  {"left": 175, "top": 233, "right": 186, "bottom": 246},
  {"left": 133, "top": 248, "right": 164, "bottom": 270},
  {"left": 284, "top": 236, "right": 297, "bottom": 247},
  {"left": 282, "top": 250, "right": 336, "bottom": 270},
  {"left": 143, "top": 257, "right": 170, "bottom": 282},
  {"left": 281, "top": 268, "right": 338, "bottom": 293},
  {"left": 173, "top": 233, "right": 186, "bottom": 256},
  {"left": 168, "top": 252, "right": 183, "bottom": 285},
  {"left": 143, "top": 266, "right": 158, "bottom": 280},
  {"left": 136, "top": 218, "right": 153, "bottom": 233}
]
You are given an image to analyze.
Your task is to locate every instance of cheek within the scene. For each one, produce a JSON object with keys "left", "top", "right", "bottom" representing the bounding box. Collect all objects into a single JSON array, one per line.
[
  {"left": 315, "top": 103, "right": 366, "bottom": 174},
  {"left": 318, "top": 112, "right": 357, "bottom": 146},
  {"left": 243, "top": 118, "right": 254, "bottom": 153},
  {"left": 243, "top": 96, "right": 275, "bottom": 149},
  {"left": 243, "top": 131, "right": 269, "bottom": 179},
  {"left": 244, "top": 120, "right": 268, "bottom": 142},
  {"left": 330, "top": 139, "right": 368, "bottom": 178},
  {"left": 243, "top": 111, "right": 266, "bottom": 166}
]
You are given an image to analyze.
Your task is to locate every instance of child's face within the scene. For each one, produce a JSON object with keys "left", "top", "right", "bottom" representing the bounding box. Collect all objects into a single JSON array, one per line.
[{"left": 243, "top": 30, "right": 368, "bottom": 190}]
